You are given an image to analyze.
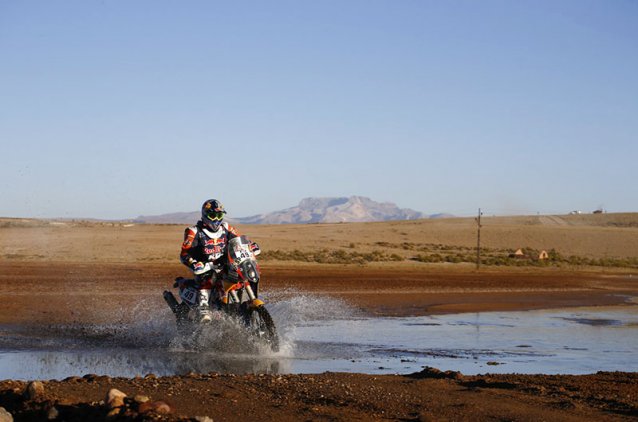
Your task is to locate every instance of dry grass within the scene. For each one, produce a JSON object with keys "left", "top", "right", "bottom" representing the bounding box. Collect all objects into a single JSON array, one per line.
[{"left": 1, "top": 213, "right": 637, "bottom": 269}]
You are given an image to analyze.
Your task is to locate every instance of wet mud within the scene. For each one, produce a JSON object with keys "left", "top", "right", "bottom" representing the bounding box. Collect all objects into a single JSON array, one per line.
[{"left": 1, "top": 261, "right": 637, "bottom": 420}]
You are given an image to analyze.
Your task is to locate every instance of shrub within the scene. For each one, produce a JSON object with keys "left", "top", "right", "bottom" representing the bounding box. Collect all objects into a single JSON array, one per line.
[{"left": 261, "top": 246, "right": 638, "bottom": 269}]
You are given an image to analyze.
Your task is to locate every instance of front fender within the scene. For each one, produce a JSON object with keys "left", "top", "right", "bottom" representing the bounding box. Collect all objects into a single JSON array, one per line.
[{"left": 249, "top": 299, "right": 265, "bottom": 308}]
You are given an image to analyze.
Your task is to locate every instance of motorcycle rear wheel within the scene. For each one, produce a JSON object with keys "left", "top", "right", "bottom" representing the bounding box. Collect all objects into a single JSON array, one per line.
[{"left": 244, "top": 306, "right": 279, "bottom": 352}]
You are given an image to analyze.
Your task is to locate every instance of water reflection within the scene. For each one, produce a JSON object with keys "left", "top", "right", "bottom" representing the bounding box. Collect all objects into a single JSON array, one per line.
[{"left": 1, "top": 305, "right": 637, "bottom": 380}]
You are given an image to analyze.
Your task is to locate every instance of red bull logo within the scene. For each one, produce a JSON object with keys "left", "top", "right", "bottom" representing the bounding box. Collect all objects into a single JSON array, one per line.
[
  {"left": 204, "top": 246, "right": 223, "bottom": 255},
  {"left": 204, "top": 238, "right": 224, "bottom": 246}
]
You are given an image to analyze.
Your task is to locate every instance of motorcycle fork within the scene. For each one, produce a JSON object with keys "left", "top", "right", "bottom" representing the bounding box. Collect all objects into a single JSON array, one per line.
[
  {"left": 229, "top": 289, "right": 240, "bottom": 304},
  {"left": 244, "top": 285, "right": 257, "bottom": 301},
  {"left": 227, "top": 284, "right": 257, "bottom": 303}
]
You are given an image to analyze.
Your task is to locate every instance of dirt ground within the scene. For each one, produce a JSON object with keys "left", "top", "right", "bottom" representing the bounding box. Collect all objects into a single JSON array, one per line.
[
  {"left": 1, "top": 261, "right": 637, "bottom": 420},
  {"left": 1, "top": 369, "right": 637, "bottom": 421},
  {"left": 3, "top": 213, "right": 638, "bottom": 264},
  {"left": 0, "top": 261, "right": 636, "bottom": 324},
  {"left": 1, "top": 218, "right": 637, "bottom": 420}
]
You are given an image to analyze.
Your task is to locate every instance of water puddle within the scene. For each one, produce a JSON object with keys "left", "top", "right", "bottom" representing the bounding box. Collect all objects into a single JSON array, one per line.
[{"left": 1, "top": 292, "right": 637, "bottom": 380}]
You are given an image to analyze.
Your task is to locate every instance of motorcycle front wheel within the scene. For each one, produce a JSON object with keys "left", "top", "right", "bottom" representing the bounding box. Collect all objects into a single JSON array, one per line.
[{"left": 244, "top": 306, "right": 279, "bottom": 353}]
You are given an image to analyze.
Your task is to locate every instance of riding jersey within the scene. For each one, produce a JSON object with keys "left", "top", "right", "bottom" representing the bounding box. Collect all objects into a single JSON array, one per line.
[{"left": 180, "top": 221, "right": 241, "bottom": 270}]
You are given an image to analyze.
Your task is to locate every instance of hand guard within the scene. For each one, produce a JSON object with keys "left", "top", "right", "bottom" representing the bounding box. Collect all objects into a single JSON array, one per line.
[
  {"left": 250, "top": 242, "right": 261, "bottom": 256},
  {"left": 193, "top": 261, "right": 212, "bottom": 275}
]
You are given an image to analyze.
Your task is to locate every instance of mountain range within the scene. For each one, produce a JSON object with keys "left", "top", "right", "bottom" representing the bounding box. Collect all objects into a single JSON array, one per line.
[{"left": 133, "top": 196, "right": 446, "bottom": 224}]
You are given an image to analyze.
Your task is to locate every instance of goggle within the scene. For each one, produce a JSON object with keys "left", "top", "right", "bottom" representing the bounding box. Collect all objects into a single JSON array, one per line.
[{"left": 205, "top": 210, "right": 225, "bottom": 221}]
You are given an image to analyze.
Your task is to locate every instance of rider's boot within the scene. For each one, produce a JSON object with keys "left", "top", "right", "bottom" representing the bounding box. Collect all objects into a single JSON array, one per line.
[{"left": 197, "top": 289, "right": 213, "bottom": 323}]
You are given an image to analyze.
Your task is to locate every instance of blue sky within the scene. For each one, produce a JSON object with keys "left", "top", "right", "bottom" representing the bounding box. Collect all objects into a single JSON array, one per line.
[{"left": 1, "top": 1, "right": 637, "bottom": 219}]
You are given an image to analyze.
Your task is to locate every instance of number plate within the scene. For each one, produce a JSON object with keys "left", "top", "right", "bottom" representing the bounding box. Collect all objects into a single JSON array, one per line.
[
  {"left": 180, "top": 287, "right": 198, "bottom": 305},
  {"left": 232, "top": 245, "right": 252, "bottom": 262}
]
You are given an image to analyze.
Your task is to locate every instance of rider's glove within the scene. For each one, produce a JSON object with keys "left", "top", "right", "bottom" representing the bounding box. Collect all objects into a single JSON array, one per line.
[
  {"left": 192, "top": 261, "right": 205, "bottom": 273},
  {"left": 193, "top": 262, "right": 215, "bottom": 275}
]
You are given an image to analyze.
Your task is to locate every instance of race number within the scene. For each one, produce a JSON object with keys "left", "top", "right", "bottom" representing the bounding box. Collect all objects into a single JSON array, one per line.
[
  {"left": 180, "top": 287, "right": 198, "bottom": 305},
  {"left": 233, "top": 245, "right": 252, "bottom": 262}
]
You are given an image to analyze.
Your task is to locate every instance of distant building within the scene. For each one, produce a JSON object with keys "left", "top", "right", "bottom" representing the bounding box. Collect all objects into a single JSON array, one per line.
[
  {"left": 509, "top": 249, "right": 526, "bottom": 259},
  {"left": 509, "top": 248, "right": 550, "bottom": 261}
]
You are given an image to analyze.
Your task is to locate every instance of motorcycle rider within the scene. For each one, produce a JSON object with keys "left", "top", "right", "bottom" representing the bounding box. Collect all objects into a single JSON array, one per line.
[{"left": 179, "top": 199, "right": 260, "bottom": 322}]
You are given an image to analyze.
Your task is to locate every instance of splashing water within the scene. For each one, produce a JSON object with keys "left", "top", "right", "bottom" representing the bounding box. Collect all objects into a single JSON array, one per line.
[
  {"left": 2, "top": 298, "right": 178, "bottom": 350},
  {"left": 260, "top": 288, "right": 364, "bottom": 357},
  {"left": 2, "top": 290, "right": 636, "bottom": 380},
  {"left": 0, "top": 290, "right": 356, "bottom": 354}
]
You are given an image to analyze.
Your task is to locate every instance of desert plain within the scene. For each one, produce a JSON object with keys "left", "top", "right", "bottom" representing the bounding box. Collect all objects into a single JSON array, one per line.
[{"left": 0, "top": 213, "right": 637, "bottom": 421}]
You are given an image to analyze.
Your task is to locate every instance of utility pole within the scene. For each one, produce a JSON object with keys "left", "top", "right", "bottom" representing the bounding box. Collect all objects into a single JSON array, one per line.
[{"left": 476, "top": 208, "right": 483, "bottom": 270}]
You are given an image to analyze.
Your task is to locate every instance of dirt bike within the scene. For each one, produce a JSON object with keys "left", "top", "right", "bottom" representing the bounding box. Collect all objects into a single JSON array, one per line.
[{"left": 163, "top": 235, "right": 279, "bottom": 352}]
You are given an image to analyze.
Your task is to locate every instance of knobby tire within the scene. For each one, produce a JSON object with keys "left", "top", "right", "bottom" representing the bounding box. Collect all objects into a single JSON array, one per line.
[{"left": 247, "top": 306, "right": 279, "bottom": 352}]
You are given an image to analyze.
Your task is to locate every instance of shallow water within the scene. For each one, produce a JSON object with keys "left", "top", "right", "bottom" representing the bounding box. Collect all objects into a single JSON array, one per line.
[
  {"left": 1, "top": 294, "right": 637, "bottom": 380},
  {"left": 288, "top": 306, "right": 638, "bottom": 375}
]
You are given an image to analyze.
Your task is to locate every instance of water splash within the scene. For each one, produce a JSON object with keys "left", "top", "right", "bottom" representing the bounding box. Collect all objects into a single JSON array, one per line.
[
  {"left": 259, "top": 288, "right": 363, "bottom": 357},
  {"left": 2, "top": 305, "right": 638, "bottom": 379}
]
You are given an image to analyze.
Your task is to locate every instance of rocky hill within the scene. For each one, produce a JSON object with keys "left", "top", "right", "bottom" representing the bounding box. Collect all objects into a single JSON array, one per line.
[
  {"left": 237, "top": 196, "right": 424, "bottom": 224},
  {"left": 133, "top": 196, "right": 426, "bottom": 224}
]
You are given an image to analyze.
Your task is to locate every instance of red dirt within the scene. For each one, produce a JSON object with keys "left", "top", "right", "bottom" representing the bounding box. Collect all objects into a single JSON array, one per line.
[
  {"left": 1, "top": 370, "right": 636, "bottom": 421},
  {"left": 0, "top": 261, "right": 635, "bottom": 324},
  {"left": 0, "top": 261, "right": 637, "bottom": 421}
]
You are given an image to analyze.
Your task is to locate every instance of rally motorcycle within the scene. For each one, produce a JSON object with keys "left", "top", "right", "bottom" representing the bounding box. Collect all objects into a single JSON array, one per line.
[{"left": 163, "top": 235, "right": 279, "bottom": 352}]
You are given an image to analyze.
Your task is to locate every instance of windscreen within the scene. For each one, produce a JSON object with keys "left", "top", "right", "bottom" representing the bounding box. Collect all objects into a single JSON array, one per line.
[{"left": 228, "top": 235, "right": 253, "bottom": 264}]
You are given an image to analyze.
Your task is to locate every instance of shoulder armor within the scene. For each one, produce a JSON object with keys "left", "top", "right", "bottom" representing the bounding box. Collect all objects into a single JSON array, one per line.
[
  {"left": 184, "top": 225, "right": 198, "bottom": 236},
  {"left": 182, "top": 225, "right": 199, "bottom": 249}
]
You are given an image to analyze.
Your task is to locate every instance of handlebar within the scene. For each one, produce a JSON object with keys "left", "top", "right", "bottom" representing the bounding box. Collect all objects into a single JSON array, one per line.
[{"left": 193, "top": 262, "right": 221, "bottom": 275}]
